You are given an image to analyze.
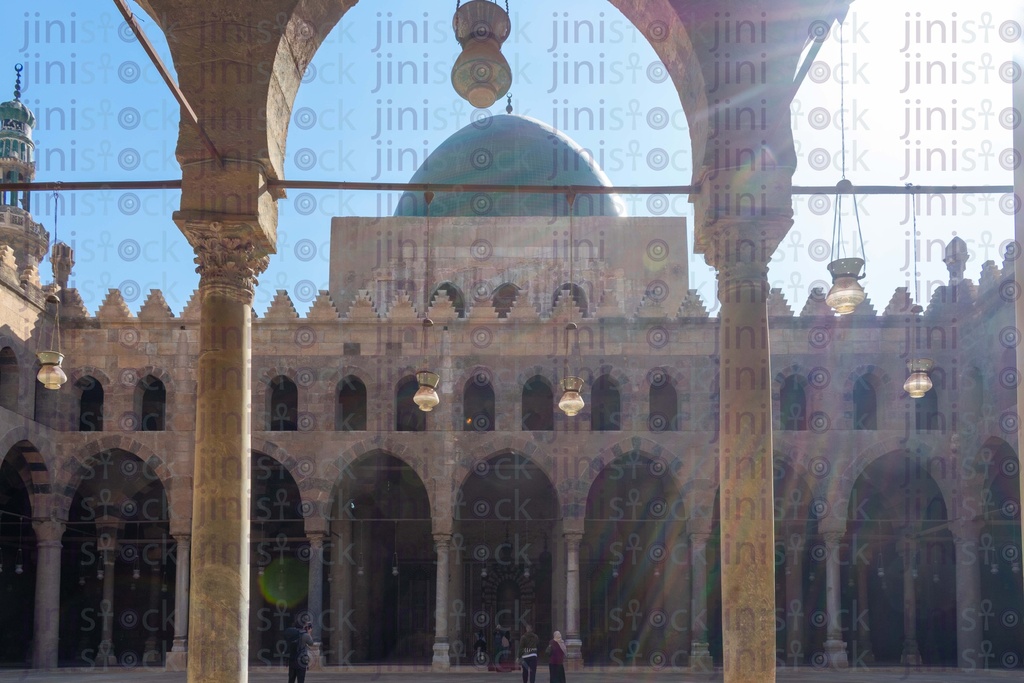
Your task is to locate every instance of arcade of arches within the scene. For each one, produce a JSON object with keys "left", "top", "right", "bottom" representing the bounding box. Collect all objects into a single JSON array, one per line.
[{"left": 0, "top": 1, "right": 1021, "bottom": 682}]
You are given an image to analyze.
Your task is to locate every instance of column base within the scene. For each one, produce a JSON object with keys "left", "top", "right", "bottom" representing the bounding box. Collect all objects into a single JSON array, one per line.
[
  {"left": 900, "top": 639, "right": 921, "bottom": 666},
  {"left": 690, "top": 641, "right": 713, "bottom": 672},
  {"left": 307, "top": 642, "right": 323, "bottom": 671},
  {"left": 824, "top": 639, "right": 848, "bottom": 668},
  {"left": 565, "top": 638, "right": 583, "bottom": 671},
  {"left": 432, "top": 641, "right": 451, "bottom": 672},
  {"left": 165, "top": 639, "right": 188, "bottom": 671}
]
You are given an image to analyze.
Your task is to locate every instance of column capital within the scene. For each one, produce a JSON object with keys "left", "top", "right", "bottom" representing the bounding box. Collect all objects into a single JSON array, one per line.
[
  {"left": 32, "top": 518, "right": 66, "bottom": 544},
  {"left": 563, "top": 531, "right": 583, "bottom": 550},
  {"left": 696, "top": 215, "right": 792, "bottom": 273},
  {"left": 822, "top": 531, "right": 845, "bottom": 548},
  {"left": 180, "top": 220, "right": 270, "bottom": 301},
  {"left": 306, "top": 532, "right": 326, "bottom": 548},
  {"left": 689, "top": 532, "right": 711, "bottom": 548},
  {"left": 432, "top": 533, "right": 452, "bottom": 549},
  {"left": 951, "top": 519, "right": 984, "bottom": 545}
]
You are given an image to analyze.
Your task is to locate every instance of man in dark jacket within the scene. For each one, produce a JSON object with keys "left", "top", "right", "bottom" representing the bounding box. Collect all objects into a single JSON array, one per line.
[
  {"left": 518, "top": 623, "right": 539, "bottom": 683},
  {"left": 283, "top": 619, "right": 314, "bottom": 683}
]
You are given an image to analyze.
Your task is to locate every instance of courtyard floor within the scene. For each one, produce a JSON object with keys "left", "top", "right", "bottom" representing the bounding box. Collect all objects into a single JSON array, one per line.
[{"left": 0, "top": 667, "right": 1021, "bottom": 682}]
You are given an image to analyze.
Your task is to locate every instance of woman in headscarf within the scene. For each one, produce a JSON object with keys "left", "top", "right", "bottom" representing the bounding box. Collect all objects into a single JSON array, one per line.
[{"left": 545, "top": 630, "right": 566, "bottom": 683}]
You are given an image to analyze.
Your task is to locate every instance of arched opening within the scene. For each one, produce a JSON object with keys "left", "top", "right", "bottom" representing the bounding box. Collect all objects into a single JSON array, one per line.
[
  {"left": 0, "top": 443, "right": 37, "bottom": 665},
  {"left": 852, "top": 373, "right": 877, "bottom": 430},
  {"left": 336, "top": 375, "right": 367, "bottom": 431},
  {"left": 463, "top": 373, "right": 495, "bottom": 432},
  {"left": 780, "top": 375, "right": 807, "bottom": 431},
  {"left": 327, "top": 452, "right": 432, "bottom": 664},
  {"left": 773, "top": 460, "right": 816, "bottom": 665},
  {"left": 60, "top": 449, "right": 172, "bottom": 666},
  {"left": 521, "top": 375, "right": 553, "bottom": 431},
  {"left": 431, "top": 283, "right": 466, "bottom": 317},
  {"left": 553, "top": 283, "right": 588, "bottom": 318},
  {"left": 979, "top": 439, "right": 1023, "bottom": 667},
  {"left": 591, "top": 374, "right": 620, "bottom": 431},
  {"left": 267, "top": 376, "right": 297, "bottom": 431},
  {"left": 249, "top": 453, "right": 307, "bottom": 663},
  {"left": 396, "top": 376, "right": 425, "bottom": 432},
  {"left": 138, "top": 376, "right": 166, "bottom": 431},
  {"left": 648, "top": 370, "right": 679, "bottom": 432},
  {"left": 845, "top": 452, "right": 956, "bottom": 666},
  {"left": 492, "top": 283, "right": 519, "bottom": 318},
  {"left": 582, "top": 451, "right": 686, "bottom": 664},
  {"left": 455, "top": 452, "right": 559, "bottom": 670},
  {"left": 0, "top": 346, "right": 18, "bottom": 411},
  {"left": 77, "top": 376, "right": 104, "bottom": 432}
]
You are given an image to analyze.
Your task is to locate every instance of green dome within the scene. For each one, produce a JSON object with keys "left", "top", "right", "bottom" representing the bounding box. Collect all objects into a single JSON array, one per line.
[{"left": 394, "top": 114, "right": 624, "bottom": 218}]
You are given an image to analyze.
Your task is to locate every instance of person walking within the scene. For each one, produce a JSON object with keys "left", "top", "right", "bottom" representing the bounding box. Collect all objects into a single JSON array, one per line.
[
  {"left": 546, "top": 631, "right": 567, "bottom": 683},
  {"left": 518, "top": 623, "right": 539, "bottom": 683},
  {"left": 283, "top": 618, "right": 314, "bottom": 683}
]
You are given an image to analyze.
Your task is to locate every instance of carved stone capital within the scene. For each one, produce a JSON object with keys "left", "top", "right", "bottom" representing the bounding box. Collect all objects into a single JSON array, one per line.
[
  {"left": 32, "top": 518, "right": 66, "bottom": 544},
  {"left": 433, "top": 533, "right": 451, "bottom": 551},
  {"left": 822, "top": 531, "right": 845, "bottom": 551},
  {"left": 690, "top": 531, "right": 711, "bottom": 545},
  {"left": 183, "top": 222, "right": 270, "bottom": 301}
]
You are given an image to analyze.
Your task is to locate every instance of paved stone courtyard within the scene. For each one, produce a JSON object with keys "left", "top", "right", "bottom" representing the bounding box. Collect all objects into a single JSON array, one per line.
[{"left": 0, "top": 667, "right": 1021, "bottom": 682}]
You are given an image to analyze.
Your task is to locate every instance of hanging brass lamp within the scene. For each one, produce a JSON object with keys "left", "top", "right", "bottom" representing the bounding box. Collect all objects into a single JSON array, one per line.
[{"left": 451, "top": 0, "right": 512, "bottom": 108}]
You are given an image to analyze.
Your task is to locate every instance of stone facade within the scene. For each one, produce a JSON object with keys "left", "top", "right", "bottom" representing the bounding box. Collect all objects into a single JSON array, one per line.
[
  {"left": 0, "top": 197, "right": 1020, "bottom": 669},
  {"left": 0, "top": 2, "right": 1019, "bottom": 680}
]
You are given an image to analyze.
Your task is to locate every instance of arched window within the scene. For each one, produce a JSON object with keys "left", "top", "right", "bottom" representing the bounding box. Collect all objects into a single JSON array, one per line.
[
  {"left": 464, "top": 374, "right": 496, "bottom": 431},
  {"left": 139, "top": 376, "right": 166, "bottom": 431},
  {"left": 431, "top": 283, "right": 466, "bottom": 317},
  {"left": 780, "top": 375, "right": 806, "bottom": 431},
  {"left": 553, "top": 283, "right": 588, "bottom": 317},
  {"left": 649, "top": 373, "right": 679, "bottom": 432},
  {"left": 336, "top": 375, "right": 367, "bottom": 431},
  {"left": 521, "top": 375, "right": 554, "bottom": 431},
  {"left": 78, "top": 376, "right": 104, "bottom": 432},
  {"left": 396, "top": 376, "right": 425, "bottom": 432},
  {"left": 492, "top": 283, "right": 519, "bottom": 318},
  {"left": 916, "top": 388, "right": 941, "bottom": 431},
  {"left": 591, "top": 374, "right": 620, "bottom": 431},
  {"left": 852, "top": 374, "right": 877, "bottom": 430},
  {"left": 267, "top": 375, "right": 297, "bottom": 431},
  {"left": 0, "top": 346, "right": 18, "bottom": 410}
]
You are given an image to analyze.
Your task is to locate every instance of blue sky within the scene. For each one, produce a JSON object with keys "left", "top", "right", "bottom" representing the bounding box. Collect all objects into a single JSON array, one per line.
[{"left": 5, "top": 1, "right": 1017, "bottom": 314}]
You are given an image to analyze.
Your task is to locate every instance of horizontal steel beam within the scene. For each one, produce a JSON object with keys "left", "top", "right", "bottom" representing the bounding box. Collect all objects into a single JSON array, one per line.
[{"left": 0, "top": 180, "right": 1012, "bottom": 195}]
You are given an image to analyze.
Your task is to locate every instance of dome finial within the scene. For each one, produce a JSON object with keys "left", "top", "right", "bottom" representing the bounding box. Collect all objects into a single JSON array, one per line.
[
  {"left": 13, "top": 64, "right": 22, "bottom": 101},
  {"left": 505, "top": 93, "right": 513, "bottom": 114}
]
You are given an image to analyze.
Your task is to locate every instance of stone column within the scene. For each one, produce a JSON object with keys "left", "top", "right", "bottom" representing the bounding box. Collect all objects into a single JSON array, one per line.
[
  {"left": 167, "top": 535, "right": 191, "bottom": 670},
  {"left": 784, "top": 534, "right": 805, "bottom": 667},
  {"left": 953, "top": 522, "right": 982, "bottom": 669},
  {"left": 143, "top": 558, "right": 164, "bottom": 665},
  {"left": 689, "top": 532, "right": 713, "bottom": 672},
  {"left": 31, "top": 519, "right": 65, "bottom": 669},
  {"left": 99, "top": 547, "right": 117, "bottom": 666},
  {"left": 432, "top": 533, "right": 451, "bottom": 671},
  {"left": 182, "top": 223, "right": 269, "bottom": 683},
  {"left": 706, "top": 221, "right": 787, "bottom": 682},
  {"left": 822, "top": 532, "right": 848, "bottom": 667},
  {"left": 854, "top": 556, "right": 873, "bottom": 664},
  {"left": 900, "top": 539, "right": 922, "bottom": 665},
  {"left": 306, "top": 534, "right": 325, "bottom": 670},
  {"left": 563, "top": 531, "right": 583, "bottom": 668},
  {"left": 330, "top": 520, "right": 351, "bottom": 665}
]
